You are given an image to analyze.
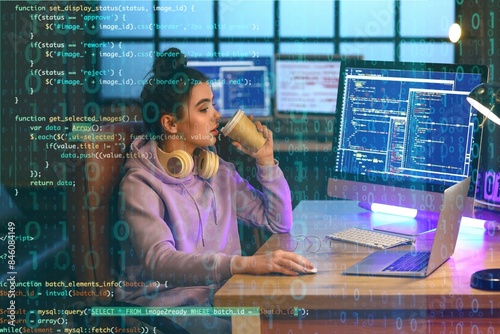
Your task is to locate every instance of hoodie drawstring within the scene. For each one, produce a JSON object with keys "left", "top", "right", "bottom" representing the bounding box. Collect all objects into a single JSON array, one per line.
[
  {"left": 203, "top": 180, "right": 219, "bottom": 226},
  {"left": 179, "top": 181, "right": 219, "bottom": 248},
  {"left": 180, "top": 184, "right": 205, "bottom": 247}
]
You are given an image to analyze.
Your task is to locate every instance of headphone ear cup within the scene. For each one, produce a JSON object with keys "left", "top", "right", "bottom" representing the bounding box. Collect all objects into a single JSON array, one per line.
[
  {"left": 197, "top": 150, "right": 219, "bottom": 179},
  {"left": 157, "top": 148, "right": 194, "bottom": 178},
  {"left": 166, "top": 150, "right": 193, "bottom": 178},
  {"left": 212, "top": 153, "right": 219, "bottom": 177}
]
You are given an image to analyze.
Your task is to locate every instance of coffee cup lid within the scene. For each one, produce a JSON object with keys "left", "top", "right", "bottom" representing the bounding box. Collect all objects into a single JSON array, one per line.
[{"left": 221, "top": 109, "right": 244, "bottom": 136}]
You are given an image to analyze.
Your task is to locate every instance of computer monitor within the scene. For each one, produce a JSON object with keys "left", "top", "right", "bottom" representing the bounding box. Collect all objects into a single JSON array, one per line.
[
  {"left": 273, "top": 54, "right": 360, "bottom": 139},
  {"left": 275, "top": 54, "right": 343, "bottom": 118},
  {"left": 188, "top": 57, "right": 272, "bottom": 119},
  {"left": 328, "top": 59, "right": 489, "bottom": 234}
]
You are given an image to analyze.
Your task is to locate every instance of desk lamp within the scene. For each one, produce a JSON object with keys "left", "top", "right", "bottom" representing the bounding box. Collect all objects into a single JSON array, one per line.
[
  {"left": 467, "top": 83, "right": 500, "bottom": 291},
  {"left": 467, "top": 83, "right": 500, "bottom": 125}
]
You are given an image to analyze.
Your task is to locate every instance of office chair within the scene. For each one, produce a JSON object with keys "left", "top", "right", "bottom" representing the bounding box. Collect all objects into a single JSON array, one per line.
[{"left": 67, "top": 121, "right": 189, "bottom": 333}]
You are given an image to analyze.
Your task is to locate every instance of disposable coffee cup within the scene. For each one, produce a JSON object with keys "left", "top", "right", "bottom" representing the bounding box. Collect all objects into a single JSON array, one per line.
[{"left": 221, "top": 109, "right": 266, "bottom": 152}]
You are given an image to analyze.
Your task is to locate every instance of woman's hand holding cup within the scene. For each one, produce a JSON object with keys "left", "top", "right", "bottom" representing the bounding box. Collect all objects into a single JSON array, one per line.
[{"left": 221, "top": 110, "right": 275, "bottom": 165}]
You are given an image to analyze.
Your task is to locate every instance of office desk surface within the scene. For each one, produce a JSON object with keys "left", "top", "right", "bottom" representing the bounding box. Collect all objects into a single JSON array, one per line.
[{"left": 214, "top": 200, "right": 500, "bottom": 332}]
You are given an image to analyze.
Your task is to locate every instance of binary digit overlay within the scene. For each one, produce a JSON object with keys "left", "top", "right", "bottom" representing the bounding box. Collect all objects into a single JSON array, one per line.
[{"left": 1, "top": 1, "right": 499, "bottom": 333}]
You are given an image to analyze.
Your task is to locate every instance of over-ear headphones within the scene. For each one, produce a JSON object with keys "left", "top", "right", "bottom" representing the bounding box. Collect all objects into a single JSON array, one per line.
[{"left": 156, "top": 146, "right": 219, "bottom": 179}]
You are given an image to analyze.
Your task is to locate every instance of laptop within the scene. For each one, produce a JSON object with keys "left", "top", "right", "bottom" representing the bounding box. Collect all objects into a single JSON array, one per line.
[{"left": 343, "top": 177, "right": 470, "bottom": 278}]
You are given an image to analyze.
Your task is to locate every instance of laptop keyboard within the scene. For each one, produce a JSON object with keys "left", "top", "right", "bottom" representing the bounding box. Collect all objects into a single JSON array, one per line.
[
  {"left": 326, "top": 227, "right": 413, "bottom": 250},
  {"left": 383, "top": 251, "right": 431, "bottom": 272}
]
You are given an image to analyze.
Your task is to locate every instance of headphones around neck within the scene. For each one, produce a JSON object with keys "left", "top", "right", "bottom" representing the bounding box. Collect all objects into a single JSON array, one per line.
[{"left": 156, "top": 146, "right": 219, "bottom": 179}]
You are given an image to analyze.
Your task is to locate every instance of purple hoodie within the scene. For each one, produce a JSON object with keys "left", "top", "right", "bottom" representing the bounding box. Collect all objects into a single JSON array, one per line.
[{"left": 114, "top": 137, "right": 293, "bottom": 307}]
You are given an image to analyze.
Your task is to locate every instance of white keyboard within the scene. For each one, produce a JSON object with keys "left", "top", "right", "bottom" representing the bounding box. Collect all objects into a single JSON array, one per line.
[{"left": 326, "top": 227, "right": 413, "bottom": 249}]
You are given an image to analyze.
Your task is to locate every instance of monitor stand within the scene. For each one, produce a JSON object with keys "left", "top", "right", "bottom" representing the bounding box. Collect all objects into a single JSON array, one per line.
[{"left": 359, "top": 202, "right": 440, "bottom": 236}]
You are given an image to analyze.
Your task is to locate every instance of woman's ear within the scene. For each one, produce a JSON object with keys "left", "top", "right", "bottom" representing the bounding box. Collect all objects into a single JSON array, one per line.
[{"left": 160, "top": 114, "right": 177, "bottom": 133}]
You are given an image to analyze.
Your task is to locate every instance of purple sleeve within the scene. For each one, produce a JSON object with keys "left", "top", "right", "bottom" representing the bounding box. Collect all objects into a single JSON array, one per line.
[
  {"left": 232, "top": 160, "right": 293, "bottom": 233},
  {"left": 120, "top": 172, "right": 234, "bottom": 287}
]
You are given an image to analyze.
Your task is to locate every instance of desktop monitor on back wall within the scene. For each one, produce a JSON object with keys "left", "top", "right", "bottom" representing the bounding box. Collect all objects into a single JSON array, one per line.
[
  {"left": 273, "top": 54, "right": 351, "bottom": 138},
  {"left": 188, "top": 57, "right": 272, "bottom": 119},
  {"left": 327, "top": 59, "right": 489, "bottom": 233}
]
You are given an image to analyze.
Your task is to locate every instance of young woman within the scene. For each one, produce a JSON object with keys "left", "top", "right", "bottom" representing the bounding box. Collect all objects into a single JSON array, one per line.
[{"left": 116, "top": 48, "right": 315, "bottom": 331}]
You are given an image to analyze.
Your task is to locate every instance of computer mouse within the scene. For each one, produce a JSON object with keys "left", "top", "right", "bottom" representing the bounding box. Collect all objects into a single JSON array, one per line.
[{"left": 302, "top": 267, "right": 318, "bottom": 274}]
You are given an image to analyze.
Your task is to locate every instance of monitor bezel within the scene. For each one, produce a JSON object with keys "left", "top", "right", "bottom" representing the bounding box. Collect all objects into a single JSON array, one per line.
[{"left": 330, "top": 59, "right": 489, "bottom": 202}]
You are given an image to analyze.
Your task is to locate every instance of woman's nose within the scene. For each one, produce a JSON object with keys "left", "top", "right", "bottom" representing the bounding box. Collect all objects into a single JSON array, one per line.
[{"left": 213, "top": 108, "right": 221, "bottom": 121}]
